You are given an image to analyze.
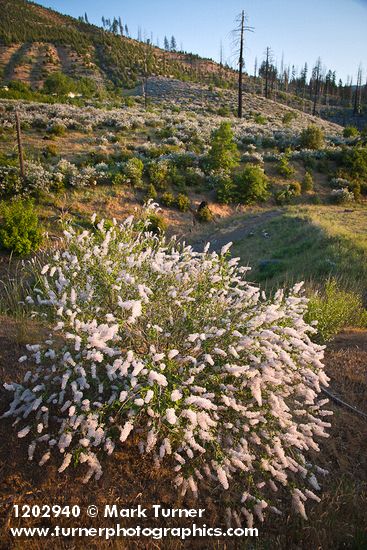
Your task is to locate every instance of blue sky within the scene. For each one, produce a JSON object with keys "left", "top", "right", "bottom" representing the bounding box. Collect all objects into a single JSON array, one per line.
[{"left": 36, "top": 0, "right": 367, "bottom": 83}]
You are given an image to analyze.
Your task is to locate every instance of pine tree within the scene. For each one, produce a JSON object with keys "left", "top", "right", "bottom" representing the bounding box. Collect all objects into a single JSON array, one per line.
[
  {"left": 170, "top": 36, "right": 177, "bottom": 51},
  {"left": 208, "top": 122, "right": 240, "bottom": 172},
  {"left": 164, "top": 36, "right": 169, "bottom": 50}
]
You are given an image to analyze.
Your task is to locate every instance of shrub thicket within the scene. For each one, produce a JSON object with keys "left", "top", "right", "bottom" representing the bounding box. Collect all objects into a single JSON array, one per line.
[
  {"left": 0, "top": 199, "right": 43, "bottom": 255},
  {"left": 299, "top": 126, "right": 325, "bottom": 150}
]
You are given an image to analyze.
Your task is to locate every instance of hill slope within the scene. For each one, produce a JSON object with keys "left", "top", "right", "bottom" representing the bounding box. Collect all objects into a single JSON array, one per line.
[{"left": 0, "top": 0, "right": 235, "bottom": 90}]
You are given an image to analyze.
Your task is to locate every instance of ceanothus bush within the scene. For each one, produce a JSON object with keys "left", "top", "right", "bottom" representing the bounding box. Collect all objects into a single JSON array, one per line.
[{"left": 2, "top": 203, "right": 332, "bottom": 526}]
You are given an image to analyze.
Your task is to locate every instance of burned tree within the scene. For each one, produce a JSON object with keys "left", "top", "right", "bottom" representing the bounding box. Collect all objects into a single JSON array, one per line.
[
  {"left": 259, "top": 47, "right": 276, "bottom": 100},
  {"left": 231, "top": 11, "right": 254, "bottom": 118},
  {"left": 312, "top": 57, "right": 322, "bottom": 116},
  {"left": 353, "top": 64, "right": 363, "bottom": 116}
]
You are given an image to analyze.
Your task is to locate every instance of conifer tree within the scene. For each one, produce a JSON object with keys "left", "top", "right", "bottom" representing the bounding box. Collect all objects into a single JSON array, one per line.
[{"left": 170, "top": 35, "right": 177, "bottom": 51}]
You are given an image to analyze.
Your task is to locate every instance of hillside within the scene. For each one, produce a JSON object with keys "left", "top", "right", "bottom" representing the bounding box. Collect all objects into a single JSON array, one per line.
[{"left": 0, "top": 0, "right": 235, "bottom": 90}]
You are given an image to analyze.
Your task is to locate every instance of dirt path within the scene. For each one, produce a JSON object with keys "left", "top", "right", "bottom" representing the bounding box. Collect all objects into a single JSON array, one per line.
[{"left": 188, "top": 208, "right": 283, "bottom": 252}]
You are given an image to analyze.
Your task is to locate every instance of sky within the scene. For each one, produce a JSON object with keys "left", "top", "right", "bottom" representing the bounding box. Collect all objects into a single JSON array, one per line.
[{"left": 36, "top": 0, "right": 367, "bottom": 83}]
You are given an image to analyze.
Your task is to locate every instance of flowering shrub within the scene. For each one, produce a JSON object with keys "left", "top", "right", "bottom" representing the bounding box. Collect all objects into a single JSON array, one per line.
[
  {"left": 23, "top": 161, "right": 51, "bottom": 194},
  {"left": 329, "top": 177, "right": 350, "bottom": 190},
  {"left": 0, "top": 166, "right": 22, "bottom": 198},
  {"left": 2, "top": 205, "right": 332, "bottom": 524},
  {"left": 69, "top": 166, "right": 99, "bottom": 188},
  {"left": 330, "top": 188, "right": 354, "bottom": 204}
]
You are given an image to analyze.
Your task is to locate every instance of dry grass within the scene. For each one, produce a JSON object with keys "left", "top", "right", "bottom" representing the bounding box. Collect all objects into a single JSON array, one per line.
[{"left": 0, "top": 317, "right": 366, "bottom": 549}]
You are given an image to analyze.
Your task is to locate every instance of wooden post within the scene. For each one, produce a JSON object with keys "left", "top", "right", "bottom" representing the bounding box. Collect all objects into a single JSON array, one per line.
[{"left": 15, "top": 110, "right": 25, "bottom": 180}]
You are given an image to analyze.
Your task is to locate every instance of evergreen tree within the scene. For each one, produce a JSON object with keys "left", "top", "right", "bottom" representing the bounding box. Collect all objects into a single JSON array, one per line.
[
  {"left": 207, "top": 122, "right": 240, "bottom": 172},
  {"left": 170, "top": 35, "right": 177, "bottom": 51},
  {"left": 111, "top": 18, "right": 119, "bottom": 34},
  {"left": 164, "top": 36, "right": 169, "bottom": 50}
]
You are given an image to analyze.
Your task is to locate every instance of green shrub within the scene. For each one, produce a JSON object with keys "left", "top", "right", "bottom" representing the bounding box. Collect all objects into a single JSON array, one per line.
[
  {"left": 289, "top": 181, "right": 302, "bottom": 196},
  {"left": 274, "top": 187, "right": 294, "bottom": 205},
  {"left": 306, "top": 279, "right": 367, "bottom": 342},
  {"left": 340, "top": 146, "right": 367, "bottom": 181},
  {"left": 146, "top": 183, "right": 157, "bottom": 200},
  {"left": 111, "top": 173, "right": 126, "bottom": 185},
  {"left": 43, "top": 72, "right": 75, "bottom": 95},
  {"left": 299, "top": 125, "right": 325, "bottom": 150},
  {"left": 343, "top": 126, "right": 359, "bottom": 138},
  {"left": 213, "top": 171, "right": 235, "bottom": 204},
  {"left": 197, "top": 205, "right": 213, "bottom": 222},
  {"left": 176, "top": 193, "right": 191, "bottom": 212},
  {"left": 168, "top": 165, "right": 186, "bottom": 189},
  {"left": 217, "top": 106, "right": 232, "bottom": 117},
  {"left": 207, "top": 122, "right": 240, "bottom": 172},
  {"left": 0, "top": 199, "right": 43, "bottom": 255},
  {"left": 254, "top": 113, "right": 267, "bottom": 125},
  {"left": 302, "top": 171, "right": 314, "bottom": 192},
  {"left": 277, "top": 155, "right": 296, "bottom": 178},
  {"left": 123, "top": 157, "right": 144, "bottom": 187},
  {"left": 148, "top": 160, "right": 169, "bottom": 190},
  {"left": 47, "top": 123, "right": 66, "bottom": 137},
  {"left": 282, "top": 111, "right": 298, "bottom": 125},
  {"left": 160, "top": 192, "right": 175, "bottom": 207},
  {"left": 43, "top": 144, "right": 58, "bottom": 158},
  {"left": 234, "top": 165, "right": 269, "bottom": 204},
  {"left": 146, "top": 212, "right": 167, "bottom": 234},
  {"left": 185, "top": 167, "right": 205, "bottom": 187}
]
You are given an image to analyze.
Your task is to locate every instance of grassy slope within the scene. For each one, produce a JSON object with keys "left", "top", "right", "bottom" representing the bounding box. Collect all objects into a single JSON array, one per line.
[{"left": 223, "top": 205, "right": 367, "bottom": 292}]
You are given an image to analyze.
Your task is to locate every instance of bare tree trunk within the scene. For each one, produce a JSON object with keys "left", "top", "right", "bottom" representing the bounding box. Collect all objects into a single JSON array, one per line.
[
  {"left": 264, "top": 47, "right": 270, "bottom": 99},
  {"left": 15, "top": 110, "right": 25, "bottom": 180},
  {"left": 237, "top": 10, "right": 244, "bottom": 118},
  {"left": 312, "top": 60, "right": 321, "bottom": 116},
  {"left": 353, "top": 66, "right": 362, "bottom": 116}
]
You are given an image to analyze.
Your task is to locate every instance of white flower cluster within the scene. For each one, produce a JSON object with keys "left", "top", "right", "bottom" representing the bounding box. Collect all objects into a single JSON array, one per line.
[{"left": 2, "top": 205, "right": 332, "bottom": 525}]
